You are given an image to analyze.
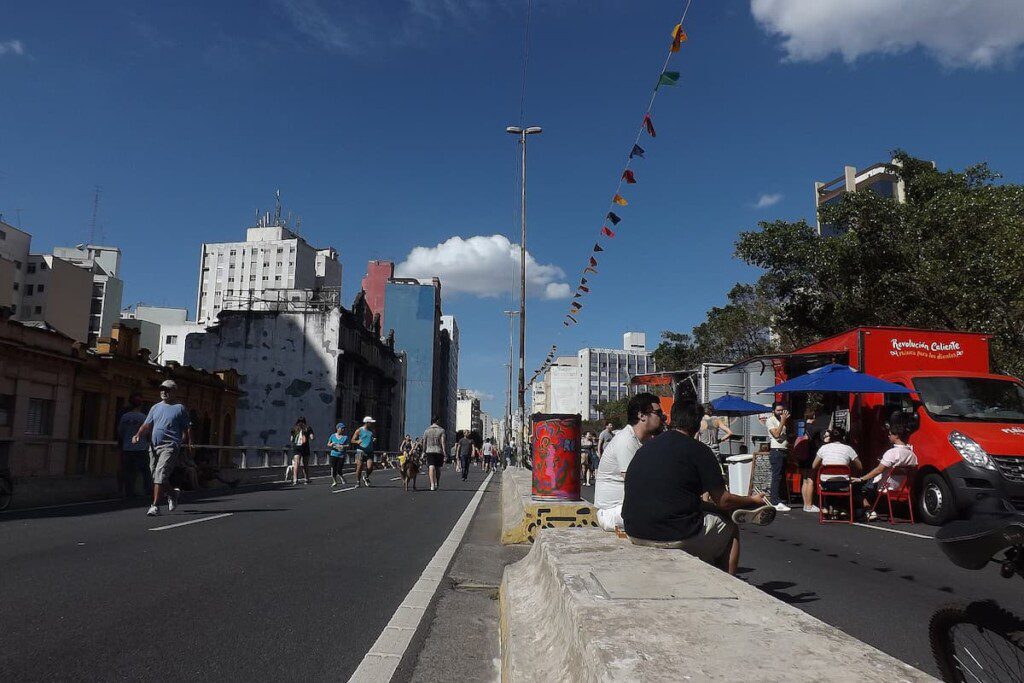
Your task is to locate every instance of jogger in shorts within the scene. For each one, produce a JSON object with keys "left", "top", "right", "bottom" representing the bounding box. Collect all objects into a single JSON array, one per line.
[
  {"left": 133, "top": 379, "right": 193, "bottom": 516},
  {"left": 353, "top": 416, "right": 376, "bottom": 487}
]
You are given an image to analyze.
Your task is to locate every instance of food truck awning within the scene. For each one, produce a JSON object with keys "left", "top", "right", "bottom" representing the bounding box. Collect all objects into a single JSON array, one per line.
[
  {"left": 714, "top": 351, "right": 848, "bottom": 376},
  {"left": 629, "top": 371, "right": 695, "bottom": 387}
]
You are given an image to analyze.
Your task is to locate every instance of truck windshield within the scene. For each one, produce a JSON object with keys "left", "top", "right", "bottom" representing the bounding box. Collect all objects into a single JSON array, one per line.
[{"left": 914, "top": 377, "right": 1024, "bottom": 423}]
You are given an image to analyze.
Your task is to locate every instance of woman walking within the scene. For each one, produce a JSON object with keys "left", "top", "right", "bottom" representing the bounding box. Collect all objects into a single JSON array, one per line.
[
  {"left": 698, "top": 403, "right": 733, "bottom": 465},
  {"left": 290, "top": 417, "right": 315, "bottom": 485},
  {"left": 327, "top": 422, "right": 349, "bottom": 488},
  {"left": 581, "top": 432, "right": 597, "bottom": 486}
]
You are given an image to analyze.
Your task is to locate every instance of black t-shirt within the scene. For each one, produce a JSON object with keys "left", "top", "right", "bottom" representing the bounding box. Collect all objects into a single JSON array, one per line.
[
  {"left": 622, "top": 430, "right": 725, "bottom": 542},
  {"left": 804, "top": 419, "right": 826, "bottom": 460},
  {"left": 456, "top": 437, "right": 474, "bottom": 459}
]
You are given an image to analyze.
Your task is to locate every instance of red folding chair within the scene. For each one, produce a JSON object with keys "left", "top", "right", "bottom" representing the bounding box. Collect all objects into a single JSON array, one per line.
[
  {"left": 817, "top": 465, "right": 853, "bottom": 524},
  {"left": 870, "top": 466, "right": 917, "bottom": 524}
]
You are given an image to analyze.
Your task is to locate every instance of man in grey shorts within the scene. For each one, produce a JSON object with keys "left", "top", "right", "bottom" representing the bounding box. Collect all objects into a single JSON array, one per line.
[{"left": 133, "top": 379, "right": 193, "bottom": 516}]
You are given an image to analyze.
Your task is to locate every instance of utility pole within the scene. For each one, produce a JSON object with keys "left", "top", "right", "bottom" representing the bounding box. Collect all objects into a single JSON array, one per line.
[{"left": 506, "top": 125, "right": 541, "bottom": 464}]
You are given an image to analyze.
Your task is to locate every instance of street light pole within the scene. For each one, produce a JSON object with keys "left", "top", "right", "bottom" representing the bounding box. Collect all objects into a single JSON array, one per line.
[
  {"left": 503, "top": 309, "right": 518, "bottom": 452},
  {"left": 507, "top": 125, "right": 541, "bottom": 465}
]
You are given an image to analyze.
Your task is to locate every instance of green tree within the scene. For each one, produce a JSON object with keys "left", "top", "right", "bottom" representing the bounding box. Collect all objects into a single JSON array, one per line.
[
  {"left": 592, "top": 397, "right": 628, "bottom": 427},
  {"left": 735, "top": 151, "right": 1024, "bottom": 377},
  {"left": 652, "top": 331, "right": 697, "bottom": 371}
]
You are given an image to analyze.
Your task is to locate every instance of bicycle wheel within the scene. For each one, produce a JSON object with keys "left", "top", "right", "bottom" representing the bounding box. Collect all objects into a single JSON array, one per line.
[
  {"left": 0, "top": 475, "right": 12, "bottom": 511},
  {"left": 930, "top": 601, "right": 1024, "bottom": 682}
]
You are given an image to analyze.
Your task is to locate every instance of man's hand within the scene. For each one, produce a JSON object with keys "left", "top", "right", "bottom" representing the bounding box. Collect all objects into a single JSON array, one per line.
[
  {"left": 753, "top": 492, "right": 771, "bottom": 506},
  {"left": 131, "top": 435, "right": 140, "bottom": 445},
  {"left": 781, "top": 409, "right": 791, "bottom": 421}
]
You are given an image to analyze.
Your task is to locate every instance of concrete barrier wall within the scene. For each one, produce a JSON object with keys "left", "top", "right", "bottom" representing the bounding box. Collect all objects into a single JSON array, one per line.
[
  {"left": 501, "top": 468, "right": 598, "bottom": 544},
  {"left": 501, "top": 528, "right": 936, "bottom": 682}
]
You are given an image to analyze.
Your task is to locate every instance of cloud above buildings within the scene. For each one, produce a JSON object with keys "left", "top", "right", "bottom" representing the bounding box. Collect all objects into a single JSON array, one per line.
[
  {"left": 395, "top": 235, "right": 572, "bottom": 301},
  {"left": 463, "top": 389, "right": 495, "bottom": 401},
  {"left": 754, "top": 192, "right": 783, "bottom": 208},
  {"left": 751, "top": 0, "right": 1024, "bottom": 68},
  {"left": 0, "top": 40, "right": 25, "bottom": 56}
]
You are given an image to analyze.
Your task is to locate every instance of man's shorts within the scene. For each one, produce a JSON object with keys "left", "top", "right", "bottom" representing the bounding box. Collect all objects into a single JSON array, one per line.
[
  {"left": 425, "top": 452, "right": 444, "bottom": 470},
  {"left": 356, "top": 449, "right": 374, "bottom": 463},
  {"left": 629, "top": 512, "right": 735, "bottom": 565},
  {"left": 149, "top": 442, "right": 181, "bottom": 485}
]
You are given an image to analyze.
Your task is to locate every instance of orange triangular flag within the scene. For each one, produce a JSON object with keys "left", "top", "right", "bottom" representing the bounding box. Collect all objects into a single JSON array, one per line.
[
  {"left": 671, "top": 24, "right": 688, "bottom": 52},
  {"left": 613, "top": 194, "right": 628, "bottom": 206}
]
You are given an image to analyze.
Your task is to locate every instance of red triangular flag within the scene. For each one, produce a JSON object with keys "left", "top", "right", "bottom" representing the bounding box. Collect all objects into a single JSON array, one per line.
[
  {"left": 622, "top": 170, "right": 636, "bottom": 184},
  {"left": 643, "top": 114, "right": 656, "bottom": 137},
  {"left": 602, "top": 226, "right": 615, "bottom": 238},
  {"left": 571, "top": 301, "right": 582, "bottom": 310},
  {"left": 579, "top": 285, "right": 590, "bottom": 293},
  {"left": 584, "top": 266, "right": 598, "bottom": 275},
  {"left": 573, "top": 292, "right": 582, "bottom": 298},
  {"left": 589, "top": 256, "right": 598, "bottom": 267}
]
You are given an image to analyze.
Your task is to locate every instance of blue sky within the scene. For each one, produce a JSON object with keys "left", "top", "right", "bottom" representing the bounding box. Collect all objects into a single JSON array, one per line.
[{"left": 3, "top": 1, "right": 1024, "bottom": 417}]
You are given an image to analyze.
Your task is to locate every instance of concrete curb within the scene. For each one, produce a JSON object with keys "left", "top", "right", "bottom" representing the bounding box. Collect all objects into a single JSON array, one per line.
[
  {"left": 500, "top": 468, "right": 598, "bottom": 544},
  {"left": 500, "top": 528, "right": 937, "bottom": 682}
]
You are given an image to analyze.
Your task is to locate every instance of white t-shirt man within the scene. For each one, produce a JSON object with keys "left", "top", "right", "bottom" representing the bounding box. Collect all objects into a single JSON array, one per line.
[
  {"left": 593, "top": 425, "right": 642, "bottom": 530},
  {"left": 765, "top": 414, "right": 788, "bottom": 450},
  {"left": 875, "top": 444, "right": 918, "bottom": 491},
  {"left": 817, "top": 442, "right": 859, "bottom": 481}
]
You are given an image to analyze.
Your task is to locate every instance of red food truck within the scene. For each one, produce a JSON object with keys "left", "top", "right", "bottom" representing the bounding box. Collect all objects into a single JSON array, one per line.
[{"left": 722, "top": 327, "right": 1024, "bottom": 524}]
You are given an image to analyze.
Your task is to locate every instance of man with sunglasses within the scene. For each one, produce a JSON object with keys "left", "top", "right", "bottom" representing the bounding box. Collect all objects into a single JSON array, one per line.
[{"left": 594, "top": 392, "right": 665, "bottom": 532}]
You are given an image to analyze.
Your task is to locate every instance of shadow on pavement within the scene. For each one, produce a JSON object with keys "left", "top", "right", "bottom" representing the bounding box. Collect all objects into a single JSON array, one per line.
[{"left": 756, "top": 580, "right": 820, "bottom": 605}]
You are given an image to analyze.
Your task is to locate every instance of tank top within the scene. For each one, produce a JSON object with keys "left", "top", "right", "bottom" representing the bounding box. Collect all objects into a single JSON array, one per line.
[{"left": 697, "top": 416, "right": 719, "bottom": 449}]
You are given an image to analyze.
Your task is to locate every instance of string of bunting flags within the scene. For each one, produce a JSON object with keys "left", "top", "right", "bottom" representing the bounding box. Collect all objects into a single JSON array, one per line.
[{"left": 528, "top": 3, "right": 694, "bottom": 383}]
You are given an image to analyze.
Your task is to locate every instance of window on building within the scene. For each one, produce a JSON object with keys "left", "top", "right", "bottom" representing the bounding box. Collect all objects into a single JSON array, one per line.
[
  {"left": 226, "top": 289, "right": 234, "bottom": 296},
  {"left": 165, "top": 335, "right": 178, "bottom": 345},
  {"left": 276, "top": 262, "right": 283, "bottom": 267},
  {"left": 229, "top": 249, "right": 236, "bottom": 256},
  {"left": 227, "top": 277, "right": 234, "bottom": 283},
  {"left": 0, "top": 394, "right": 13, "bottom": 426},
  {"left": 14, "top": 260, "right": 22, "bottom": 270},
  {"left": 262, "top": 276, "right": 269, "bottom": 281},
  {"left": 0, "top": 230, "right": 5, "bottom": 240},
  {"left": 202, "top": 268, "right": 209, "bottom": 273},
  {"left": 26, "top": 398, "right": 54, "bottom": 436},
  {"left": 263, "top": 262, "right": 270, "bottom": 268},
  {"left": 25, "top": 284, "right": 34, "bottom": 296},
  {"left": 12, "top": 282, "right": 18, "bottom": 291},
  {"left": 249, "top": 275, "right": 255, "bottom": 281},
  {"left": 277, "top": 248, "right": 283, "bottom": 254},
  {"left": 27, "top": 263, "right": 36, "bottom": 274},
  {"left": 275, "top": 276, "right": 282, "bottom": 281},
  {"left": 33, "top": 306, "right": 42, "bottom": 314}
]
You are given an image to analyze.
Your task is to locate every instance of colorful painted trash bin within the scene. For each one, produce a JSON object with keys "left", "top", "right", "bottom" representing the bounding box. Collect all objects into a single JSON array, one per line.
[{"left": 531, "top": 413, "right": 581, "bottom": 501}]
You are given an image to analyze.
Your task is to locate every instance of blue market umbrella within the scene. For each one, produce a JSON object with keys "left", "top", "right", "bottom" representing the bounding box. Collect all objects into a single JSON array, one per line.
[
  {"left": 710, "top": 394, "right": 771, "bottom": 416},
  {"left": 760, "top": 363, "right": 912, "bottom": 395}
]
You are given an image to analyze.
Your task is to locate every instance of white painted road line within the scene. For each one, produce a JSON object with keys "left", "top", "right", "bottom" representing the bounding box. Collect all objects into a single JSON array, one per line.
[
  {"left": 349, "top": 472, "right": 494, "bottom": 682},
  {"left": 851, "top": 522, "right": 933, "bottom": 539},
  {"left": 331, "top": 486, "right": 358, "bottom": 494},
  {"left": 149, "top": 513, "right": 234, "bottom": 531},
  {"left": 390, "top": 477, "right": 401, "bottom": 481},
  {"left": 1, "top": 498, "right": 123, "bottom": 514}
]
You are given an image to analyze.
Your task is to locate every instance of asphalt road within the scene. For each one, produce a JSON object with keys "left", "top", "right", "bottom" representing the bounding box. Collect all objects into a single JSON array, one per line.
[{"left": 0, "top": 465, "right": 490, "bottom": 682}]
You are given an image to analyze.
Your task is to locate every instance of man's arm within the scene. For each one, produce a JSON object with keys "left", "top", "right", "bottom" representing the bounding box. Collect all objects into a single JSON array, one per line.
[
  {"left": 132, "top": 420, "right": 153, "bottom": 444},
  {"left": 707, "top": 484, "right": 769, "bottom": 511},
  {"left": 852, "top": 463, "right": 885, "bottom": 484},
  {"left": 716, "top": 418, "right": 734, "bottom": 440},
  {"left": 767, "top": 417, "right": 786, "bottom": 440}
]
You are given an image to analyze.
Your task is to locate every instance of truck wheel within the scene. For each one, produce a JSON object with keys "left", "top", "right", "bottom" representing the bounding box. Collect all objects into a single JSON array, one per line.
[{"left": 919, "top": 472, "right": 955, "bottom": 526}]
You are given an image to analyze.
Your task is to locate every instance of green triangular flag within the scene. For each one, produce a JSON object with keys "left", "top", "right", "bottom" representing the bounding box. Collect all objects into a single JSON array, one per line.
[{"left": 656, "top": 71, "right": 680, "bottom": 89}]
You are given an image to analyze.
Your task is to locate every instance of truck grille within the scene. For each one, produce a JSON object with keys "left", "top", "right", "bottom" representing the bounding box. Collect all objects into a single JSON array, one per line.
[{"left": 991, "top": 455, "right": 1024, "bottom": 483}]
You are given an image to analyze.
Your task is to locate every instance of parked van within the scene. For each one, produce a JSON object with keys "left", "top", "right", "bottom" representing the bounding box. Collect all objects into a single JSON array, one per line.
[{"left": 722, "top": 327, "right": 1024, "bottom": 524}]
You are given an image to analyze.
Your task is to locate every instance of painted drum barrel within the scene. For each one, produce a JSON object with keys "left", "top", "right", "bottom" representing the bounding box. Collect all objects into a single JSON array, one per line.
[{"left": 531, "top": 413, "right": 582, "bottom": 501}]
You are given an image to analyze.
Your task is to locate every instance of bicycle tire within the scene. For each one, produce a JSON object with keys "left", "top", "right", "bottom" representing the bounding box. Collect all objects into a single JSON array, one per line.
[
  {"left": 929, "top": 601, "right": 1024, "bottom": 682},
  {"left": 0, "top": 475, "right": 12, "bottom": 511}
]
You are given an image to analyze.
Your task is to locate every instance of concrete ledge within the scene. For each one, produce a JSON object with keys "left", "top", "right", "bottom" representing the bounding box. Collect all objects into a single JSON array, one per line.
[
  {"left": 500, "top": 529, "right": 935, "bottom": 682},
  {"left": 500, "top": 468, "right": 597, "bottom": 544}
]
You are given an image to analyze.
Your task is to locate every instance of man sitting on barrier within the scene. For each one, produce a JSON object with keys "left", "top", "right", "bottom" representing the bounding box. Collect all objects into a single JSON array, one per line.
[
  {"left": 593, "top": 392, "right": 664, "bottom": 532},
  {"left": 622, "top": 399, "right": 775, "bottom": 575}
]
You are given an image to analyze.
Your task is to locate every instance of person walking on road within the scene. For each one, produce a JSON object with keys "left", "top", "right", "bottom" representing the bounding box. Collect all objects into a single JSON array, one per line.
[
  {"left": 399, "top": 434, "right": 413, "bottom": 470},
  {"left": 581, "top": 431, "right": 597, "bottom": 486},
  {"left": 289, "top": 417, "right": 315, "bottom": 485},
  {"left": 765, "top": 402, "right": 792, "bottom": 512},
  {"left": 353, "top": 417, "right": 376, "bottom": 487},
  {"left": 117, "top": 393, "right": 151, "bottom": 498},
  {"left": 422, "top": 417, "right": 446, "bottom": 491},
  {"left": 132, "top": 380, "right": 193, "bottom": 516},
  {"left": 698, "top": 403, "right": 733, "bottom": 464},
  {"left": 327, "top": 423, "right": 349, "bottom": 488},
  {"left": 597, "top": 421, "right": 616, "bottom": 461},
  {"left": 456, "top": 431, "right": 474, "bottom": 482}
]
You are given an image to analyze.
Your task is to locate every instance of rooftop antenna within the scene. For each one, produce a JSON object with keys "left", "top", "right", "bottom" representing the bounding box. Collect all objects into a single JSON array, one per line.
[
  {"left": 14, "top": 208, "right": 23, "bottom": 228},
  {"left": 89, "top": 185, "right": 101, "bottom": 246},
  {"left": 274, "top": 189, "right": 282, "bottom": 225},
  {"left": 295, "top": 215, "right": 302, "bottom": 234}
]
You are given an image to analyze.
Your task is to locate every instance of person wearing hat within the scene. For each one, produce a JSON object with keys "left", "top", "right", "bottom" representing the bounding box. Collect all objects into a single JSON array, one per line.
[
  {"left": 353, "top": 416, "right": 376, "bottom": 487},
  {"left": 326, "top": 422, "right": 349, "bottom": 488},
  {"left": 132, "top": 379, "right": 193, "bottom": 516}
]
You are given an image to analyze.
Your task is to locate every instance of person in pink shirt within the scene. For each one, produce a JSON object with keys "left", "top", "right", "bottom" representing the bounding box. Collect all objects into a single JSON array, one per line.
[{"left": 851, "top": 417, "right": 918, "bottom": 521}]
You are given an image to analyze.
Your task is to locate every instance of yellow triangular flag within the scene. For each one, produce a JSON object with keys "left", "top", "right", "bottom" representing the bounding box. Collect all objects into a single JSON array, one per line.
[
  {"left": 613, "top": 194, "right": 628, "bottom": 206},
  {"left": 671, "top": 23, "right": 688, "bottom": 52}
]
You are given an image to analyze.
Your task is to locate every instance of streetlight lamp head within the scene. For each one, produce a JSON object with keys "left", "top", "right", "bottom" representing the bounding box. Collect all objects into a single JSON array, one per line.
[
  {"left": 525, "top": 126, "right": 543, "bottom": 135},
  {"left": 506, "top": 126, "right": 523, "bottom": 134}
]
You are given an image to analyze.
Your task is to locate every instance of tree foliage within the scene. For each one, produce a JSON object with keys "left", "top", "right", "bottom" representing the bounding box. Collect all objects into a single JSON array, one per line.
[{"left": 661, "top": 152, "right": 1024, "bottom": 377}]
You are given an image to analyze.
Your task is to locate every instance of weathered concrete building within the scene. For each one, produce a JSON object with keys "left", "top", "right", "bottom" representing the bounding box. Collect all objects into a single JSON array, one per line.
[{"left": 184, "top": 302, "right": 404, "bottom": 451}]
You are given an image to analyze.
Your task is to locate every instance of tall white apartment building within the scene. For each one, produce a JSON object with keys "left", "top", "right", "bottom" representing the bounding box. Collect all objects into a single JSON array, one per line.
[
  {"left": 456, "top": 389, "right": 482, "bottom": 435},
  {"left": 196, "top": 220, "right": 342, "bottom": 324},
  {"left": 577, "top": 332, "right": 655, "bottom": 420},
  {"left": 0, "top": 220, "right": 32, "bottom": 312}
]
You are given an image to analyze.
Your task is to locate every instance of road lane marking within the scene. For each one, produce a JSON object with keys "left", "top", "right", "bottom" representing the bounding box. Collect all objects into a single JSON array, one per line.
[
  {"left": 148, "top": 513, "right": 233, "bottom": 531},
  {"left": 2, "top": 498, "right": 123, "bottom": 514},
  {"left": 349, "top": 472, "right": 494, "bottom": 683},
  {"left": 331, "top": 486, "right": 358, "bottom": 494},
  {"left": 390, "top": 477, "right": 401, "bottom": 481},
  {"left": 851, "top": 522, "right": 933, "bottom": 539}
]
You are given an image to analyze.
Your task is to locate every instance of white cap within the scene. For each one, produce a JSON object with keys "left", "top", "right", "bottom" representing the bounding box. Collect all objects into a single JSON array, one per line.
[
  {"left": 160, "top": 380, "right": 178, "bottom": 390},
  {"left": 363, "top": 416, "right": 376, "bottom": 424}
]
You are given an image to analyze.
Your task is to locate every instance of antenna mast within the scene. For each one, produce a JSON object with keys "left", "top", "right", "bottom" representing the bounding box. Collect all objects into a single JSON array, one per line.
[{"left": 89, "top": 185, "right": 101, "bottom": 245}]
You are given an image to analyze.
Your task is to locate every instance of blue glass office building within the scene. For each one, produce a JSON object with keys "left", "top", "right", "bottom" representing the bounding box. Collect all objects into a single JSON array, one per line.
[{"left": 385, "top": 279, "right": 442, "bottom": 438}]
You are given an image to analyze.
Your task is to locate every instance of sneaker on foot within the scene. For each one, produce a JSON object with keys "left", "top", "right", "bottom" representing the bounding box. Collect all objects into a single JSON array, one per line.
[
  {"left": 732, "top": 505, "right": 777, "bottom": 526},
  {"left": 147, "top": 505, "right": 160, "bottom": 516},
  {"left": 304, "top": 479, "right": 310, "bottom": 485},
  {"left": 803, "top": 505, "right": 821, "bottom": 513},
  {"left": 331, "top": 481, "right": 338, "bottom": 489},
  {"left": 167, "top": 494, "right": 177, "bottom": 512},
  {"left": 865, "top": 510, "right": 879, "bottom": 521},
  {"left": 365, "top": 478, "right": 372, "bottom": 487},
  {"left": 774, "top": 502, "right": 792, "bottom": 512}
]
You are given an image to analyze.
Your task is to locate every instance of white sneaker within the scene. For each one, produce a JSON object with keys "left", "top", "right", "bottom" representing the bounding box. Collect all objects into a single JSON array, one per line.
[
  {"left": 803, "top": 505, "right": 821, "bottom": 513},
  {"left": 147, "top": 505, "right": 160, "bottom": 516},
  {"left": 774, "top": 502, "right": 792, "bottom": 512},
  {"left": 167, "top": 494, "right": 176, "bottom": 512}
]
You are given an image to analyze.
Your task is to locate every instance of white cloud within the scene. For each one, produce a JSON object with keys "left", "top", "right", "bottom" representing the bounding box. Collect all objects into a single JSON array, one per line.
[
  {"left": 462, "top": 388, "right": 494, "bottom": 401},
  {"left": 0, "top": 40, "right": 25, "bottom": 56},
  {"left": 395, "top": 234, "right": 571, "bottom": 301},
  {"left": 751, "top": 0, "right": 1024, "bottom": 68},
  {"left": 754, "top": 193, "right": 783, "bottom": 208}
]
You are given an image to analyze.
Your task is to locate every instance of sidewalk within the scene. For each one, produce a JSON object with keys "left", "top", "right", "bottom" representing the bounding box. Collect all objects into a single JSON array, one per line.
[{"left": 394, "top": 469, "right": 529, "bottom": 682}]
